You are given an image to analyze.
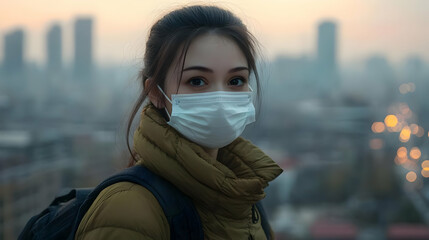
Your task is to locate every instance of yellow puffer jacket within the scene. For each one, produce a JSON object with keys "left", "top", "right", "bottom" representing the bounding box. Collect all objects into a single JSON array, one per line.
[{"left": 75, "top": 104, "right": 283, "bottom": 240}]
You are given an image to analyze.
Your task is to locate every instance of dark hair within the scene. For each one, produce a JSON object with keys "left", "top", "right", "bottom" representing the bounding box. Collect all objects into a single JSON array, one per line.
[{"left": 126, "top": 5, "right": 261, "bottom": 166}]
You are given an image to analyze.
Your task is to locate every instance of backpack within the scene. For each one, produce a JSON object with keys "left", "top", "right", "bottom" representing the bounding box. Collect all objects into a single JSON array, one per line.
[{"left": 19, "top": 165, "right": 272, "bottom": 240}]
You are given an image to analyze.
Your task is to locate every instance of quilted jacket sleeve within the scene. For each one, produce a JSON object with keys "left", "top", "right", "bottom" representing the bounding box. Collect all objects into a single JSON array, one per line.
[{"left": 75, "top": 182, "right": 170, "bottom": 240}]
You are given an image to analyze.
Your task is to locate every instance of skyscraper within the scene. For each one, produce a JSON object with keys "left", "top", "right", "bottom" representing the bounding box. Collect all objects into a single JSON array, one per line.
[
  {"left": 316, "top": 21, "right": 338, "bottom": 96},
  {"left": 73, "top": 17, "right": 93, "bottom": 79},
  {"left": 46, "top": 23, "right": 62, "bottom": 72},
  {"left": 3, "top": 29, "right": 25, "bottom": 74}
]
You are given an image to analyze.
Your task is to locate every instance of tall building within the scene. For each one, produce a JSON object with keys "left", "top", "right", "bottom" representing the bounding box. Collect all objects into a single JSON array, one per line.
[
  {"left": 73, "top": 17, "right": 93, "bottom": 79},
  {"left": 3, "top": 29, "right": 25, "bottom": 74},
  {"left": 316, "top": 21, "right": 338, "bottom": 96},
  {"left": 46, "top": 23, "right": 62, "bottom": 72}
]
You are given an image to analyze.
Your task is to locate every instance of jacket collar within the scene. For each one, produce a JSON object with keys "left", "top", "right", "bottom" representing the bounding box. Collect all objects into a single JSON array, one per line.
[{"left": 133, "top": 104, "right": 283, "bottom": 219}]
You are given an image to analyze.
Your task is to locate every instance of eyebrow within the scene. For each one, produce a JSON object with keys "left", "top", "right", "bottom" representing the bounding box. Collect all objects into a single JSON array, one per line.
[{"left": 182, "top": 66, "right": 249, "bottom": 73}]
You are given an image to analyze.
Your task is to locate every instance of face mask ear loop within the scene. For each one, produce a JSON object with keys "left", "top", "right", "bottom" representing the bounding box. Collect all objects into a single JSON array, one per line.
[
  {"left": 249, "top": 85, "right": 254, "bottom": 92},
  {"left": 157, "top": 85, "right": 172, "bottom": 120},
  {"left": 157, "top": 85, "right": 173, "bottom": 104}
]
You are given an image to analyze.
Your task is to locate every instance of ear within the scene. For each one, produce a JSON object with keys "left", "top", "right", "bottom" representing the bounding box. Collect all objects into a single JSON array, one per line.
[{"left": 145, "top": 78, "right": 165, "bottom": 109}]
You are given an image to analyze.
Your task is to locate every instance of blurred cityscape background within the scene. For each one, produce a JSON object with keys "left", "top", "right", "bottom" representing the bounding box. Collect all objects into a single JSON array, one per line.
[{"left": 1, "top": 1, "right": 429, "bottom": 239}]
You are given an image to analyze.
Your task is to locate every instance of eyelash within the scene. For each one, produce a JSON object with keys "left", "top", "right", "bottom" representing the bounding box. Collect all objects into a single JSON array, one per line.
[
  {"left": 229, "top": 76, "right": 247, "bottom": 85},
  {"left": 187, "top": 77, "right": 206, "bottom": 86},
  {"left": 186, "top": 76, "right": 248, "bottom": 86}
]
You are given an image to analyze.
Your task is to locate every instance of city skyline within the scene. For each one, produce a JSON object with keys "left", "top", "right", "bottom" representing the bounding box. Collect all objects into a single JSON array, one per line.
[
  {"left": 1, "top": 0, "right": 428, "bottom": 65},
  {"left": 1, "top": 17, "right": 426, "bottom": 74}
]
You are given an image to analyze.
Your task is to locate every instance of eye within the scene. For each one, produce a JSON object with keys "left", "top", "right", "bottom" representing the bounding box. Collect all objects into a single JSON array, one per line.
[
  {"left": 188, "top": 77, "right": 206, "bottom": 87},
  {"left": 228, "top": 77, "right": 246, "bottom": 86}
]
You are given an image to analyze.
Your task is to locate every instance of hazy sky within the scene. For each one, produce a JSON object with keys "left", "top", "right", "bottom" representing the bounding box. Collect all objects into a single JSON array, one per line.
[{"left": 1, "top": 0, "right": 428, "bottom": 65}]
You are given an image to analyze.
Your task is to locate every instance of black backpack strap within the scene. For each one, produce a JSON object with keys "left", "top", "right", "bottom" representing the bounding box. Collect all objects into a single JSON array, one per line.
[
  {"left": 255, "top": 201, "right": 272, "bottom": 240},
  {"left": 19, "top": 188, "right": 93, "bottom": 240},
  {"left": 69, "top": 165, "right": 204, "bottom": 240}
]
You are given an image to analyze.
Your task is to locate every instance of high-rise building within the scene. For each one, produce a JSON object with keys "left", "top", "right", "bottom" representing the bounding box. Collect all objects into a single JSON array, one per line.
[
  {"left": 46, "top": 23, "right": 62, "bottom": 72},
  {"left": 317, "top": 21, "right": 337, "bottom": 74},
  {"left": 316, "top": 21, "right": 338, "bottom": 96},
  {"left": 3, "top": 29, "right": 25, "bottom": 74},
  {"left": 73, "top": 17, "right": 93, "bottom": 79}
]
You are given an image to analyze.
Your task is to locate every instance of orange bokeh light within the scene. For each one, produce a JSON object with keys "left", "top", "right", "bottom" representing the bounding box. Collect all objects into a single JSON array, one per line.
[
  {"left": 371, "top": 122, "right": 385, "bottom": 133},
  {"left": 410, "top": 147, "right": 421, "bottom": 160},
  {"left": 406, "top": 171, "right": 417, "bottom": 182},
  {"left": 397, "top": 147, "right": 407, "bottom": 158},
  {"left": 421, "top": 160, "right": 429, "bottom": 170},
  {"left": 385, "top": 115, "right": 398, "bottom": 128},
  {"left": 421, "top": 170, "right": 429, "bottom": 178},
  {"left": 400, "top": 126, "right": 411, "bottom": 142}
]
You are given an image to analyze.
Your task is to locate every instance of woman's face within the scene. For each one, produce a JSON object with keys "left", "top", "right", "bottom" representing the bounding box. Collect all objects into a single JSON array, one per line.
[{"left": 158, "top": 33, "right": 250, "bottom": 115}]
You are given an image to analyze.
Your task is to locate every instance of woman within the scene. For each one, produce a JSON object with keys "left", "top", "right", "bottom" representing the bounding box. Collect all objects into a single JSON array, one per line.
[{"left": 75, "top": 5, "right": 283, "bottom": 240}]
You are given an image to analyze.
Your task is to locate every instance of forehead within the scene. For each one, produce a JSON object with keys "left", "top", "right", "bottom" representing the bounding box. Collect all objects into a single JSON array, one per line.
[{"left": 183, "top": 33, "right": 247, "bottom": 69}]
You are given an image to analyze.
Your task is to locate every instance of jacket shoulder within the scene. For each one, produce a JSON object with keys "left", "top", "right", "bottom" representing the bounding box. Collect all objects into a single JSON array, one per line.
[{"left": 75, "top": 181, "right": 170, "bottom": 240}]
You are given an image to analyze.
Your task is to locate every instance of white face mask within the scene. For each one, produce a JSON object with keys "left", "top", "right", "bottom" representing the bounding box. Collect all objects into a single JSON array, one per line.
[{"left": 157, "top": 85, "right": 256, "bottom": 148}]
